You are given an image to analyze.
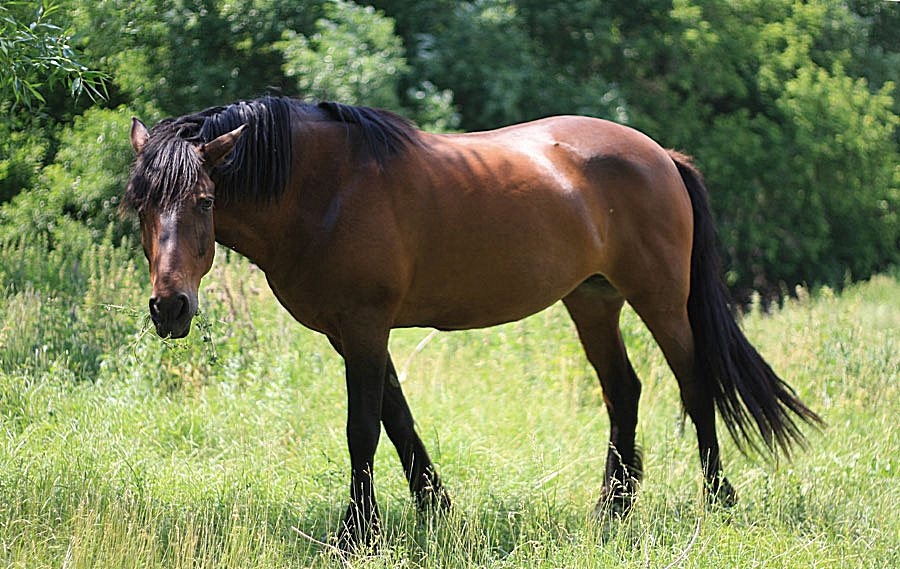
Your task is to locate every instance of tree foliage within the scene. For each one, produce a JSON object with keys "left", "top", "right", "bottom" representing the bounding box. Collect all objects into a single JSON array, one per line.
[
  {"left": 1, "top": 0, "right": 897, "bottom": 300},
  {"left": 278, "top": 1, "right": 406, "bottom": 108},
  {"left": 608, "top": 0, "right": 900, "bottom": 297},
  {"left": 0, "top": 0, "right": 106, "bottom": 108}
]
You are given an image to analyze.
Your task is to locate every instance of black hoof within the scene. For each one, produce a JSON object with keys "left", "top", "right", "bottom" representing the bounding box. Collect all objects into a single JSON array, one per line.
[
  {"left": 594, "top": 458, "right": 642, "bottom": 520},
  {"left": 594, "top": 484, "right": 638, "bottom": 520},
  {"left": 415, "top": 483, "right": 452, "bottom": 514},
  {"left": 705, "top": 476, "right": 737, "bottom": 508},
  {"left": 336, "top": 504, "right": 380, "bottom": 553}
]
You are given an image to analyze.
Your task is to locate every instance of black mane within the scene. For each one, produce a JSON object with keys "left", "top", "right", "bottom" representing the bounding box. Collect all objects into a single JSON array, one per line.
[
  {"left": 124, "top": 96, "right": 419, "bottom": 212},
  {"left": 317, "top": 101, "right": 419, "bottom": 166}
]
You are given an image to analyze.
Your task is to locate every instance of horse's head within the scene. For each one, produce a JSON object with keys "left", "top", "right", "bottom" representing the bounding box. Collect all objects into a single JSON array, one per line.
[{"left": 126, "top": 117, "right": 245, "bottom": 338}]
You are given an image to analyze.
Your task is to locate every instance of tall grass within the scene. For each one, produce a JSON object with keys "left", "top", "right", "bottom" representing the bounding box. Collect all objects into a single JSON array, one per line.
[{"left": 0, "top": 244, "right": 897, "bottom": 567}]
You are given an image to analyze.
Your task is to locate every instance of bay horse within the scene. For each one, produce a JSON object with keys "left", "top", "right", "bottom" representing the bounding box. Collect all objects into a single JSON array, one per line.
[{"left": 124, "top": 96, "right": 820, "bottom": 547}]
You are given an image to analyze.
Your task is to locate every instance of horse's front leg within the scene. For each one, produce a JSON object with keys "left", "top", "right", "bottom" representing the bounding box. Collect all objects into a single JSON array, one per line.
[
  {"left": 334, "top": 322, "right": 390, "bottom": 550},
  {"left": 383, "top": 357, "right": 451, "bottom": 512},
  {"left": 328, "top": 335, "right": 450, "bottom": 514}
]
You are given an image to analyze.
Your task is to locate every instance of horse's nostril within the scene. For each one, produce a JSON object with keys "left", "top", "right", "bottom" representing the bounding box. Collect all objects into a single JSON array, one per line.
[
  {"left": 150, "top": 294, "right": 191, "bottom": 322},
  {"left": 174, "top": 293, "right": 189, "bottom": 319}
]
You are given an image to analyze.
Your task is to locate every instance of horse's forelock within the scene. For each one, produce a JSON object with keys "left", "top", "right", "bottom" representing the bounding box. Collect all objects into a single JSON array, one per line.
[{"left": 125, "top": 132, "right": 202, "bottom": 214}]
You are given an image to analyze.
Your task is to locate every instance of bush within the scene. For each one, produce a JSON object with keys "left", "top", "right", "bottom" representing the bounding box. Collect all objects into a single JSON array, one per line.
[
  {"left": 0, "top": 223, "right": 144, "bottom": 377},
  {"left": 0, "top": 106, "right": 137, "bottom": 246},
  {"left": 0, "top": 117, "right": 49, "bottom": 205}
]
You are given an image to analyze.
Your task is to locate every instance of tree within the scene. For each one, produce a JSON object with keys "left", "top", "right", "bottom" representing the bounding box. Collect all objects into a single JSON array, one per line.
[
  {"left": 277, "top": 1, "right": 408, "bottom": 109},
  {"left": 376, "top": 0, "right": 624, "bottom": 130},
  {"left": 276, "top": 0, "right": 458, "bottom": 130},
  {"left": 0, "top": 0, "right": 106, "bottom": 205},
  {"left": 0, "top": 0, "right": 105, "bottom": 108},
  {"left": 2, "top": 0, "right": 896, "bottom": 301},
  {"left": 600, "top": 0, "right": 899, "bottom": 298},
  {"left": 65, "top": 0, "right": 327, "bottom": 118}
]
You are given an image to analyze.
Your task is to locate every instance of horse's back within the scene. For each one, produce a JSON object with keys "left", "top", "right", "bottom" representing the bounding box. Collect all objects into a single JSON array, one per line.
[{"left": 387, "top": 116, "right": 693, "bottom": 329}]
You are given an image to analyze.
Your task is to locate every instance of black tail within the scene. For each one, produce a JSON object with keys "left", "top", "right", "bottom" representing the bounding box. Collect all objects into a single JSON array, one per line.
[{"left": 669, "top": 151, "right": 822, "bottom": 457}]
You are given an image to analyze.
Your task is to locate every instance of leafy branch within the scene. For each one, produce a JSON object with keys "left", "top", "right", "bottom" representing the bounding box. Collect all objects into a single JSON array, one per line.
[{"left": 0, "top": 0, "right": 107, "bottom": 108}]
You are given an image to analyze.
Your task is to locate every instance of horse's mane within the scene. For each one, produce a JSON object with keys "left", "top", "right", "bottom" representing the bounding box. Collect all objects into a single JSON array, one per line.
[{"left": 124, "top": 96, "right": 419, "bottom": 212}]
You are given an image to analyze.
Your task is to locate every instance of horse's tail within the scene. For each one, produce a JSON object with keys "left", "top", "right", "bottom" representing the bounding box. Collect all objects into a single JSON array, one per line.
[{"left": 668, "top": 150, "right": 822, "bottom": 457}]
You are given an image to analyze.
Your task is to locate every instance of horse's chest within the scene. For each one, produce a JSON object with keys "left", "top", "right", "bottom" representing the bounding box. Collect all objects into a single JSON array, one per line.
[{"left": 263, "top": 272, "right": 337, "bottom": 336}]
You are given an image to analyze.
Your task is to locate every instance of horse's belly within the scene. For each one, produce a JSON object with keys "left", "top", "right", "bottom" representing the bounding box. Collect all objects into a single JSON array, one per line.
[
  {"left": 395, "top": 260, "right": 589, "bottom": 330},
  {"left": 397, "top": 296, "right": 563, "bottom": 331}
]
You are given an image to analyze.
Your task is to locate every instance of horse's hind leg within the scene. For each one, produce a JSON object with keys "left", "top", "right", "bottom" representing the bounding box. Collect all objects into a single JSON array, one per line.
[
  {"left": 563, "top": 281, "right": 643, "bottom": 516},
  {"left": 382, "top": 357, "right": 451, "bottom": 512},
  {"left": 628, "top": 297, "right": 736, "bottom": 506}
]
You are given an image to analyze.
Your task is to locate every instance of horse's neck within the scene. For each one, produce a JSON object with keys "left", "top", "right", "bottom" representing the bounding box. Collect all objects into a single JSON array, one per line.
[
  {"left": 213, "top": 203, "right": 282, "bottom": 272},
  {"left": 212, "top": 119, "right": 384, "bottom": 273}
]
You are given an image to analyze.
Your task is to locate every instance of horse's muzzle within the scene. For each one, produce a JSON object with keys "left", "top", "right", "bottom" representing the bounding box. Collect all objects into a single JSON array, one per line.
[{"left": 149, "top": 293, "right": 194, "bottom": 339}]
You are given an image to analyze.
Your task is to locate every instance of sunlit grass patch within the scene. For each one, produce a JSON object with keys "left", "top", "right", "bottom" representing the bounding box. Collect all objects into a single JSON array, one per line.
[{"left": 0, "top": 257, "right": 897, "bottom": 567}]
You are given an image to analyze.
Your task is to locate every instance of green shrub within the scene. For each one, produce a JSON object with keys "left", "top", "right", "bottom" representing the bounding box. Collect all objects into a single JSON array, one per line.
[
  {"left": 0, "top": 106, "right": 137, "bottom": 247},
  {"left": 0, "top": 116, "right": 49, "bottom": 205},
  {"left": 0, "top": 222, "right": 143, "bottom": 378}
]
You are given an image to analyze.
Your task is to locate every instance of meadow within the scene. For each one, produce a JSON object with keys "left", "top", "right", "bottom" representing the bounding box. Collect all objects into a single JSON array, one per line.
[{"left": 0, "top": 243, "right": 897, "bottom": 568}]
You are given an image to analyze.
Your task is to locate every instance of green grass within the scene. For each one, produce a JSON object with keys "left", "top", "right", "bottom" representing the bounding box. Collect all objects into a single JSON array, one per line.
[{"left": 1, "top": 249, "right": 897, "bottom": 567}]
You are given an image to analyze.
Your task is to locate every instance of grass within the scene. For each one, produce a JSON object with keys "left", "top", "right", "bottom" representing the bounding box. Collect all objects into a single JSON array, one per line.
[{"left": 0, "top": 248, "right": 897, "bottom": 568}]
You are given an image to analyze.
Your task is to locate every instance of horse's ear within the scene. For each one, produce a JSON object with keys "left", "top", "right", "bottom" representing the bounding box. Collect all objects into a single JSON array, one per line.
[
  {"left": 131, "top": 117, "right": 150, "bottom": 154},
  {"left": 199, "top": 124, "right": 247, "bottom": 167}
]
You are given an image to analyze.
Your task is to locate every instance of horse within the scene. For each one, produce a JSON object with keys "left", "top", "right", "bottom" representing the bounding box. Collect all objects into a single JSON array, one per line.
[{"left": 124, "top": 95, "right": 821, "bottom": 547}]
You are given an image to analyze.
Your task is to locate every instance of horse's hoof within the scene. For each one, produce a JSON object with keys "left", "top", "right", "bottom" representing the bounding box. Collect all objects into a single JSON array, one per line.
[
  {"left": 335, "top": 525, "right": 379, "bottom": 555},
  {"left": 593, "top": 486, "right": 637, "bottom": 520},
  {"left": 416, "top": 484, "right": 452, "bottom": 514},
  {"left": 705, "top": 476, "right": 737, "bottom": 509},
  {"left": 336, "top": 505, "right": 380, "bottom": 553}
]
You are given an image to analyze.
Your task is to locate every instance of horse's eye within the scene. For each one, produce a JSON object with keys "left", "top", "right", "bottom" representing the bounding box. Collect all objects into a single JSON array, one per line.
[{"left": 198, "top": 196, "right": 215, "bottom": 212}]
